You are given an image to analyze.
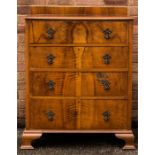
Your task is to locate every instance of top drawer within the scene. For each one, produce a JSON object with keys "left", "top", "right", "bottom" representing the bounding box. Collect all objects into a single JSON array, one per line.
[{"left": 29, "top": 20, "right": 129, "bottom": 44}]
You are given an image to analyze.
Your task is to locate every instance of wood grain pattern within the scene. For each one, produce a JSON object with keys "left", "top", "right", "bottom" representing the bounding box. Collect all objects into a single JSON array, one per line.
[
  {"left": 127, "top": 20, "right": 133, "bottom": 129},
  {"left": 29, "top": 99, "right": 128, "bottom": 130},
  {"left": 72, "top": 23, "right": 87, "bottom": 97},
  {"left": 30, "top": 99, "right": 76, "bottom": 129},
  {"left": 82, "top": 72, "right": 128, "bottom": 96},
  {"left": 88, "top": 21, "right": 128, "bottom": 44},
  {"left": 30, "top": 47, "right": 128, "bottom": 69},
  {"left": 30, "top": 72, "right": 76, "bottom": 96},
  {"left": 30, "top": 72, "right": 128, "bottom": 97},
  {"left": 29, "top": 20, "right": 69, "bottom": 44},
  {"left": 29, "top": 20, "right": 128, "bottom": 44},
  {"left": 72, "top": 24, "right": 86, "bottom": 127},
  {"left": 30, "top": 47, "right": 76, "bottom": 68},
  {"left": 21, "top": 6, "right": 135, "bottom": 150},
  {"left": 82, "top": 47, "right": 128, "bottom": 68},
  {"left": 80, "top": 100, "right": 128, "bottom": 129}
]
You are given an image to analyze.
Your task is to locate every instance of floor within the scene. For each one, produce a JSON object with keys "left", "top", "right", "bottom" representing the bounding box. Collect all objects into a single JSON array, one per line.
[{"left": 17, "top": 129, "right": 138, "bottom": 155}]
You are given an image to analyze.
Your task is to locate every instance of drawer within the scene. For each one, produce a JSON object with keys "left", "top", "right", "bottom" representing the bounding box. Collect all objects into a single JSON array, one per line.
[
  {"left": 79, "top": 100, "right": 128, "bottom": 129},
  {"left": 30, "top": 47, "right": 128, "bottom": 69},
  {"left": 89, "top": 21, "right": 128, "bottom": 44},
  {"left": 30, "top": 99, "right": 77, "bottom": 129},
  {"left": 30, "top": 72, "right": 76, "bottom": 96},
  {"left": 30, "top": 47, "right": 76, "bottom": 68},
  {"left": 29, "top": 21, "right": 128, "bottom": 44},
  {"left": 81, "top": 72, "right": 128, "bottom": 96},
  {"left": 29, "top": 99, "right": 128, "bottom": 129},
  {"left": 30, "top": 72, "right": 128, "bottom": 97},
  {"left": 29, "top": 20, "right": 69, "bottom": 44},
  {"left": 82, "top": 47, "right": 128, "bottom": 68}
]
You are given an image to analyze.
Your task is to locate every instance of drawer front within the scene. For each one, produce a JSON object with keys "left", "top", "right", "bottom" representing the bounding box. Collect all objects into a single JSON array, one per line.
[
  {"left": 29, "top": 99, "right": 128, "bottom": 130},
  {"left": 30, "top": 72, "right": 76, "bottom": 96},
  {"left": 79, "top": 100, "right": 128, "bottom": 129},
  {"left": 30, "top": 47, "right": 76, "bottom": 68},
  {"left": 29, "top": 21, "right": 128, "bottom": 44},
  {"left": 30, "top": 72, "right": 127, "bottom": 97},
  {"left": 30, "top": 47, "right": 128, "bottom": 69},
  {"left": 29, "top": 21, "right": 69, "bottom": 44},
  {"left": 89, "top": 21, "right": 128, "bottom": 44},
  {"left": 82, "top": 47, "right": 128, "bottom": 68},
  {"left": 30, "top": 99, "right": 77, "bottom": 129},
  {"left": 81, "top": 72, "right": 128, "bottom": 96}
]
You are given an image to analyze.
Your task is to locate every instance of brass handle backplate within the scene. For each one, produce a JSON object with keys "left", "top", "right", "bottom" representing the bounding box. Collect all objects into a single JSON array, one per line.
[
  {"left": 47, "top": 54, "right": 55, "bottom": 64},
  {"left": 103, "top": 28, "right": 112, "bottom": 39},
  {"left": 103, "top": 111, "right": 110, "bottom": 121},
  {"left": 47, "top": 80, "right": 55, "bottom": 90},
  {"left": 103, "top": 54, "right": 111, "bottom": 64},
  {"left": 47, "top": 28, "right": 55, "bottom": 39},
  {"left": 47, "top": 111, "right": 55, "bottom": 121},
  {"left": 100, "top": 80, "right": 110, "bottom": 91}
]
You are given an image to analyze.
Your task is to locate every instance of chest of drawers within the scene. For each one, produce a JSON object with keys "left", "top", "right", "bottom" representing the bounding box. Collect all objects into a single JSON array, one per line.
[{"left": 21, "top": 6, "right": 135, "bottom": 150}]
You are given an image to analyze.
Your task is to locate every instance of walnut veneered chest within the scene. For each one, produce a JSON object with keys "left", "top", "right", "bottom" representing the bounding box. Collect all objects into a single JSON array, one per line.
[{"left": 21, "top": 6, "right": 135, "bottom": 150}]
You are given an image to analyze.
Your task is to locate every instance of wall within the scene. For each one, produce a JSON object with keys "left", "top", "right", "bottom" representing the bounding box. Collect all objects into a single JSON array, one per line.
[{"left": 17, "top": 0, "right": 138, "bottom": 127}]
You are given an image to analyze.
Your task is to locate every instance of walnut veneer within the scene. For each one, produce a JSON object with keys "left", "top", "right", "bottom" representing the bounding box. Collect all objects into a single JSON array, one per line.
[{"left": 21, "top": 6, "right": 135, "bottom": 150}]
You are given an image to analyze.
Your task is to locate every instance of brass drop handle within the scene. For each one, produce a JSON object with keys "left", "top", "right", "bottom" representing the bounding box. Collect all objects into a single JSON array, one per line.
[
  {"left": 103, "top": 54, "right": 111, "bottom": 64},
  {"left": 47, "top": 54, "right": 55, "bottom": 64},
  {"left": 100, "top": 80, "right": 110, "bottom": 91},
  {"left": 46, "top": 28, "right": 55, "bottom": 39},
  {"left": 103, "top": 111, "right": 110, "bottom": 121},
  {"left": 47, "top": 80, "right": 55, "bottom": 90},
  {"left": 47, "top": 111, "right": 55, "bottom": 121},
  {"left": 103, "top": 28, "right": 112, "bottom": 39}
]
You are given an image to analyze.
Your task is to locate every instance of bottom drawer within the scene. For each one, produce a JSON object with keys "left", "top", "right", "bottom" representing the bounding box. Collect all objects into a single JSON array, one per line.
[
  {"left": 29, "top": 99, "right": 128, "bottom": 130},
  {"left": 29, "top": 99, "right": 76, "bottom": 129}
]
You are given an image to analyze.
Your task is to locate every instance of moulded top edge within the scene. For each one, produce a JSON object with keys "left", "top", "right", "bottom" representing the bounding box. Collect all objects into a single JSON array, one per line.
[{"left": 25, "top": 15, "right": 135, "bottom": 20}]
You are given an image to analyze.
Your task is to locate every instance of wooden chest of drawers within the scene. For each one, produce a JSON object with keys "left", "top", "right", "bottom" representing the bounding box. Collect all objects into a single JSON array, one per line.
[{"left": 21, "top": 6, "right": 135, "bottom": 150}]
